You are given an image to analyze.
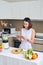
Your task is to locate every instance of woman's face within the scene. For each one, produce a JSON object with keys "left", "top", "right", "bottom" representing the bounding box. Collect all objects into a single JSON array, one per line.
[{"left": 23, "top": 21, "right": 29, "bottom": 29}]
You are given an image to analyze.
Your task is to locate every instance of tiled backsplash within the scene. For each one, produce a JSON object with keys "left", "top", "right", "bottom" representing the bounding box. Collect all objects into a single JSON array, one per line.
[{"left": 0, "top": 20, "right": 43, "bottom": 33}]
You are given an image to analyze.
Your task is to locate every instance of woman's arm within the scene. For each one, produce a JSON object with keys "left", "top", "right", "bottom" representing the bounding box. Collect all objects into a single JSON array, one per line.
[{"left": 28, "top": 29, "right": 35, "bottom": 43}]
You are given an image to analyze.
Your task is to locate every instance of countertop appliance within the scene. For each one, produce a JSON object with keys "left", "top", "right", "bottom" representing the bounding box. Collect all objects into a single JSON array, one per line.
[{"left": 3, "top": 28, "right": 11, "bottom": 34}]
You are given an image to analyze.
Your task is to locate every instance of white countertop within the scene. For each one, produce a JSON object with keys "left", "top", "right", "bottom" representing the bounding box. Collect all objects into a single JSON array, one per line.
[
  {"left": 0, "top": 31, "right": 43, "bottom": 40},
  {"left": 8, "top": 34, "right": 43, "bottom": 40},
  {"left": 0, "top": 47, "right": 43, "bottom": 65}
]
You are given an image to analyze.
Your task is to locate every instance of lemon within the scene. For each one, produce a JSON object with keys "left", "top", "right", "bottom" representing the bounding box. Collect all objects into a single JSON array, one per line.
[{"left": 2, "top": 44, "right": 4, "bottom": 48}]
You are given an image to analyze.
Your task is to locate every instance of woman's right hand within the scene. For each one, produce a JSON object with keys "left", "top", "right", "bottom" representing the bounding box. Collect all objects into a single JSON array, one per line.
[
  {"left": 16, "top": 36, "right": 25, "bottom": 41},
  {"left": 21, "top": 36, "right": 24, "bottom": 39},
  {"left": 16, "top": 36, "right": 21, "bottom": 41}
]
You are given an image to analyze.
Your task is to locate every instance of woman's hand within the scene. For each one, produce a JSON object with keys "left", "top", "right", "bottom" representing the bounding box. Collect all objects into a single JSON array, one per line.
[
  {"left": 16, "top": 36, "right": 21, "bottom": 41},
  {"left": 21, "top": 36, "right": 29, "bottom": 41},
  {"left": 24, "top": 37, "right": 29, "bottom": 41}
]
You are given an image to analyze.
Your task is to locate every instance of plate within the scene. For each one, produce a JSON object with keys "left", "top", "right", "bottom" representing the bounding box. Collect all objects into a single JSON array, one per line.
[
  {"left": 25, "top": 53, "right": 38, "bottom": 60},
  {"left": 11, "top": 48, "right": 24, "bottom": 54}
]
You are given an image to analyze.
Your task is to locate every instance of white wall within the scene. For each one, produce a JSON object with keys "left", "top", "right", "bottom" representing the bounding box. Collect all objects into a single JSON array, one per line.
[{"left": 0, "top": 1, "right": 11, "bottom": 19}]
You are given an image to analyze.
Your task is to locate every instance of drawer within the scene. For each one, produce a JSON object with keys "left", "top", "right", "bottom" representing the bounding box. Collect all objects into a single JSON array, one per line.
[
  {"left": 35, "top": 40, "right": 43, "bottom": 44},
  {"left": 32, "top": 43, "right": 43, "bottom": 52}
]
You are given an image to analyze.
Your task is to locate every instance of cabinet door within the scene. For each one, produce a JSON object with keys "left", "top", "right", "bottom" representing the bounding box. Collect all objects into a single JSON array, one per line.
[
  {"left": 12, "top": 1, "right": 40, "bottom": 19},
  {"left": 40, "top": 0, "right": 43, "bottom": 19},
  {"left": 20, "top": 1, "right": 40, "bottom": 19},
  {"left": 0, "top": 2, "right": 11, "bottom": 19}
]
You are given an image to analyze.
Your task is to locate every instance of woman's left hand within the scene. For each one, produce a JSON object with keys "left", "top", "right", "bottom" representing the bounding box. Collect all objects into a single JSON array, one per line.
[{"left": 23, "top": 37, "right": 29, "bottom": 41}]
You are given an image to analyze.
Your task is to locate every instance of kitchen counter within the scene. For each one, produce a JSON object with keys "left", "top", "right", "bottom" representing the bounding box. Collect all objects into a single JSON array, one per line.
[
  {"left": 0, "top": 47, "right": 43, "bottom": 65},
  {"left": 0, "top": 31, "right": 43, "bottom": 40},
  {"left": 0, "top": 32, "right": 43, "bottom": 52}
]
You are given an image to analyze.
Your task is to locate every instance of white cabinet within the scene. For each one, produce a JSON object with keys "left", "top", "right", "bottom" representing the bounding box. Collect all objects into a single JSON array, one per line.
[
  {"left": 0, "top": 0, "right": 43, "bottom": 19},
  {"left": 11, "top": 4, "right": 21, "bottom": 19},
  {"left": 0, "top": 1, "right": 11, "bottom": 19},
  {"left": 40, "top": 0, "right": 43, "bottom": 19},
  {"left": 19, "top": 1, "right": 40, "bottom": 19},
  {"left": 11, "top": 1, "right": 41, "bottom": 19}
]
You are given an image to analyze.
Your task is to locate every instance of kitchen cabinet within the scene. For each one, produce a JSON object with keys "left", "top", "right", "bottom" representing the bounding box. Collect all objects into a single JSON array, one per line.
[
  {"left": 40, "top": 0, "right": 43, "bottom": 19},
  {"left": 11, "top": 0, "right": 40, "bottom": 19},
  {"left": 0, "top": 0, "right": 43, "bottom": 19},
  {"left": 32, "top": 38, "right": 43, "bottom": 52},
  {"left": 0, "top": 1, "right": 11, "bottom": 19}
]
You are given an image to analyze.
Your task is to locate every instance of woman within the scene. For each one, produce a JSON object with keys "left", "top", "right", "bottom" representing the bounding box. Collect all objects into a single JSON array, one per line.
[{"left": 16, "top": 17, "right": 35, "bottom": 50}]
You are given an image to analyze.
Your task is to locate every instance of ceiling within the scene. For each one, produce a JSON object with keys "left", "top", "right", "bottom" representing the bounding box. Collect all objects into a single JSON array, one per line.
[{"left": 2, "top": 0, "right": 36, "bottom": 2}]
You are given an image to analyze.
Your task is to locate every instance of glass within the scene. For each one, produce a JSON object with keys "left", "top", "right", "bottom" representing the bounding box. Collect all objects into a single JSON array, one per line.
[{"left": 16, "top": 29, "right": 21, "bottom": 41}]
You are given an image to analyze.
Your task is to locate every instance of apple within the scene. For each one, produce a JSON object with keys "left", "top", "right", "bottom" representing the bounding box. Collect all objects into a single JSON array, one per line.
[{"left": 25, "top": 53, "right": 29, "bottom": 59}]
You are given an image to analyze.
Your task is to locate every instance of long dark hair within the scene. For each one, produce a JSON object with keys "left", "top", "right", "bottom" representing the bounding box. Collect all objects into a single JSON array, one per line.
[{"left": 23, "top": 17, "right": 32, "bottom": 29}]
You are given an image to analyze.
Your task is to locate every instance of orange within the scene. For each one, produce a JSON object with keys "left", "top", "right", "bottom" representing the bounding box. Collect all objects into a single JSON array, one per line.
[{"left": 32, "top": 53, "right": 38, "bottom": 59}]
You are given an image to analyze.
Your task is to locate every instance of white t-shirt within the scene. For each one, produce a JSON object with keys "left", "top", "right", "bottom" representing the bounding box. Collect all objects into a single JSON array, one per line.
[{"left": 19, "top": 28, "right": 32, "bottom": 50}]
